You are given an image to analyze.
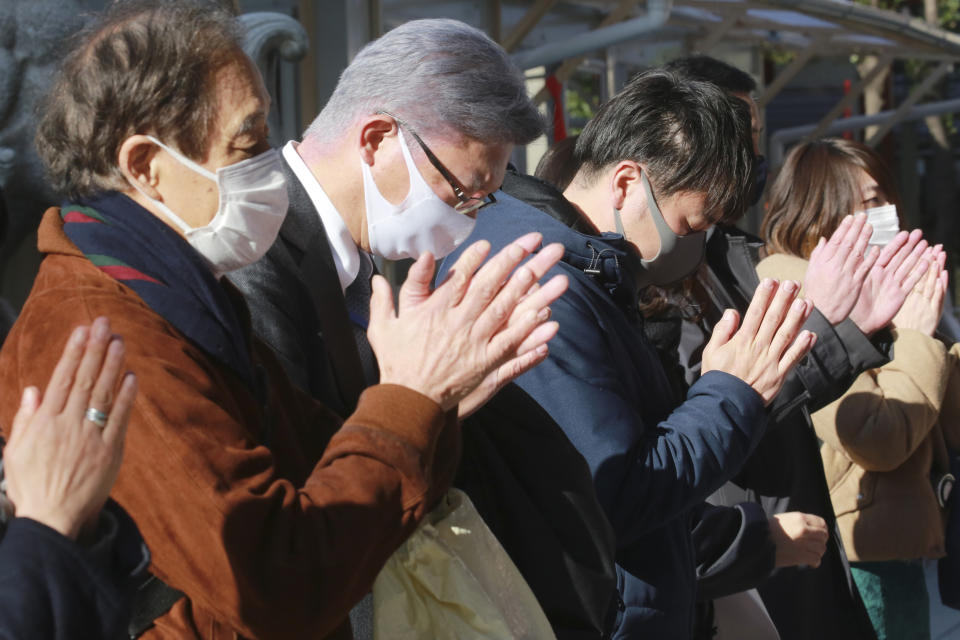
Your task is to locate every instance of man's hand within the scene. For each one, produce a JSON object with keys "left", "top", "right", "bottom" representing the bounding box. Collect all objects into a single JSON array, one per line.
[
  {"left": 369, "top": 233, "right": 568, "bottom": 412},
  {"left": 849, "top": 229, "right": 929, "bottom": 336},
  {"left": 770, "top": 512, "right": 828, "bottom": 568},
  {"left": 701, "top": 279, "right": 816, "bottom": 405},
  {"left": 892, "top": 245, "right": 948, "bottom": 337},
  {"left": 5, "top": 317, "right": 138, "bottom": 541},
  {"left": 804, "top": 213, "right": 878, "bottom": 324}
]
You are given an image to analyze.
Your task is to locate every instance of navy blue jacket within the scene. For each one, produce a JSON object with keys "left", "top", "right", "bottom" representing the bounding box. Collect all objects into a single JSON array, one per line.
[
  {"left": 0, "top": 502, "right": 148, "bottom": 639},
  {"left": 440, "top": 188, "right": 768, "bottom": 639}
]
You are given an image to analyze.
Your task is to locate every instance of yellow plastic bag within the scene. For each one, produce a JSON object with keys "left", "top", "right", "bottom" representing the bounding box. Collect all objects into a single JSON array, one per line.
[{"left": 373, "top": 489, "right": 556, "bottom": 640}]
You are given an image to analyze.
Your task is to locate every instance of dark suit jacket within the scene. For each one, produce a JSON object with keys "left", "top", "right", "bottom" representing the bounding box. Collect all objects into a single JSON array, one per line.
[{"left": 230, "top": 155, "right": 363, "bottom": 418}]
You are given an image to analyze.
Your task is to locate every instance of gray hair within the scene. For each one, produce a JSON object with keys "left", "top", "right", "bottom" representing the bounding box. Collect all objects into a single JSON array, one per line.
[{"left": 304, "top": 19, "right": 543, "bottom": 146}]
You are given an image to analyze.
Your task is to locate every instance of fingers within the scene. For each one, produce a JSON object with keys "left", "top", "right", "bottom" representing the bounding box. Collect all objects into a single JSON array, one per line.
[
  {"left": 874, "top": 229, "right": 912, "bottom": 269},
  {"left": 64, "top": 317, "right": 113, "bottom": 422},
  {"left": 739, "top": 279, "right": 778, "bottom": 339},
  {"left": 901, "top": 258, "right": 930, "bottom": 295},
  {"left": 778, "top": 329, "right": 817, "bottom": 376},
  {"left": 41, "top": 325, "right": 90, "bottom": 415},
  {"left": 485, "top": 302, "right": 554, "bottom": 370},
  {"left": 808, "top": 236, "right": 826, "bottom": 262},
  {"left": 842, "top": 216, "right": 872, "bottom": 273},
  {"left": 477, "top": 264, "right": 567, "bottom": 343},
  {"left": 102, "top": 372, "right": 137, "bottom": 447},
  {"left": 705, "top": 308, "right": 740, "bottom": 352},
  {"left": 513, "top": 318, "right": 560, "bottom": 357},
  {"left": 457, "top": 235, "right": 542, "bottom": 320},
  {"left": 397, "top": 253, "right": 435, "bottom": 311},
  {"left": 512, "top": 231, "right": 545, "bottom": 254},
  {"left": 854, "top": 245, "right": 879, "bottom": 283},
  {"left": 435, "top": 240, "right": 491, "bottom": 306},
  {"left": 885, "top": 230, "right": 924, "bottom": 274},
  {"left": 754, "top": 280, "right": 801, "bottom": 348},
  {"left": 492, "top": 339, "right": 553, "bottom": 389},
  {"left": 822, "top": 215, "right": 854, "bottom": 260},
  {"left": 7, "top": 387, "right": 40, "bottom": 447},
  {"left": 84, "top": 337, "right": 126, "bottom": 430},
  {"left": 765, "top": 292, "right": 812, "bottom": 360}
]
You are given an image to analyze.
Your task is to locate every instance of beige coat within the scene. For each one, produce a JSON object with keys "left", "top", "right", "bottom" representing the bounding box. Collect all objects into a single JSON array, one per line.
[{"left": 758, "top": 252, "right": 960, "bottom": 562}]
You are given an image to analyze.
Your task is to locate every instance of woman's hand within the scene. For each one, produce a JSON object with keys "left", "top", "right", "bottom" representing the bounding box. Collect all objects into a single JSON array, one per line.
[
  {"left": 849, "top": 229, "right": 929, "bottom": 336},
  {"left": 4, "top": 317, "right": 137, "bottom": 540},
  {"left": 892, "top": 245, "right": 948, "bottom": 336},
  {"left": 803, "top": 213, "right": 877, "bottom": 325}
]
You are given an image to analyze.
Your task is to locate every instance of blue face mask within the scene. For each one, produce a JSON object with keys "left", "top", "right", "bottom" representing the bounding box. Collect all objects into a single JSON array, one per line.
[{"left": 613, "top": 172, "right": 706, "bottom": 287}]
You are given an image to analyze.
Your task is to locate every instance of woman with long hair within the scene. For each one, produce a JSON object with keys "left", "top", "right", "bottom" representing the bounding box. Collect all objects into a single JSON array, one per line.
[{"left": 758, "top": 137, "right": 960, "bottom": 640}]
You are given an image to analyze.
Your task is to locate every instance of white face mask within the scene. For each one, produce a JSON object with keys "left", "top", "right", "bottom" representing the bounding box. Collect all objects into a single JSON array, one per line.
[
  {"left": 129, "top": 135, "right": 288, "bottom": 277},
  {"left": 361, "top": 128, "right": 476, "bottom": 261},
  {"left": 858, "top": 203, "right": 899, "bottom": 246}
]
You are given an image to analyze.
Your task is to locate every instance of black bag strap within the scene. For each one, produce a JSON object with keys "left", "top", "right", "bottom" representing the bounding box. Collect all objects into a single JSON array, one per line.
[{"left": 128, "top": 574, "right": 184, "bottom": 638}]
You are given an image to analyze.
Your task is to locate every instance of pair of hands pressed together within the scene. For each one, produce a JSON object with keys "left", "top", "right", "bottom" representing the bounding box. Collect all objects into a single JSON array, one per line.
[
  {"left": 804, "top": 212, "right": 934, "bottom": 336},
  {"left": 4, "top": 317, "right": 137, "bottom": 541},
  {"left": 367, "top": 232, "right": 569, "bottom": 417},
  {"left": 703, "top": 213, "right": 942, "bottom": 407}
]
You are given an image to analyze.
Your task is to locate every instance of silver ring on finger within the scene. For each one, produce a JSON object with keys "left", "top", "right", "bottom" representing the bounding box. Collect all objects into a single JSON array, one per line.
[{"left": 85, "top": 407, "right": 108, "bottom": 429}]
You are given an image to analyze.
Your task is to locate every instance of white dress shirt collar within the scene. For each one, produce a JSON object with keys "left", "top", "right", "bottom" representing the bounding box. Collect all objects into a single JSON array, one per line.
[{"left": 282, "top": 141, "right": 361, "bottom": 293}]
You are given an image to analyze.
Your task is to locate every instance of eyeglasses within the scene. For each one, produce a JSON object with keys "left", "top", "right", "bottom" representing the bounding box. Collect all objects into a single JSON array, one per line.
[{"left": 378, "top": 110, "right": 497, "bottom": 216}]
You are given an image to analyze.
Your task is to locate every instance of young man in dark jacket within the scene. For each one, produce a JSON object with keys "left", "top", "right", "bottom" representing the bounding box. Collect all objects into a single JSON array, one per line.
[{"left": 440, "top": 69, "right": 816, "bottom": 639}]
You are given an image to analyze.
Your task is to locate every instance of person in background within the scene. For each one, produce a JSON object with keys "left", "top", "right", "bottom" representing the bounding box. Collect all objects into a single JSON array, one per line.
[
  {"left": 534, "top": 135, "right": 580, "bottom": 192},
  {"left": 661, "top": 56, "right": 934, "bottom": 640},
  {"left": 0, "top": 2, "right": 563, "bottom": 638},
  {"left": 759, "top": 137, "right": 958, "bottom": 640},
  {"left": 440, "top": 67, "right": 817, "bottom": 639},
  {"left": 0, "top": 317, "right": 146, "bottom": 639}
]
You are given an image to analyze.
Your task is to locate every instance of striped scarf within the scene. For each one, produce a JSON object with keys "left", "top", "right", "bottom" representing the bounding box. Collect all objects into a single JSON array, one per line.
[{"left": 61, "top": 193, "right": 255, "bottom": 388}]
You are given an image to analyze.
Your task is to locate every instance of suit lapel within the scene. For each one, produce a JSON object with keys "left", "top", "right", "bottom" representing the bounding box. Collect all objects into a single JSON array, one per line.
[{"left": 280, "top": 156, "right": 367, "bottom": 416}]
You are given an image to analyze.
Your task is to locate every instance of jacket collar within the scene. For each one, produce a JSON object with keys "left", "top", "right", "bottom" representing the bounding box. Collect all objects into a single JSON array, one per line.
[{"left": 500, "top": 173, "right": 643, "bottom": 317}]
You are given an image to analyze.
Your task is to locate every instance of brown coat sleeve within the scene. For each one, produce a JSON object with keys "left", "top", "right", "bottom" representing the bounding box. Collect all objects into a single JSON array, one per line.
[
  {"left": 0, "top": 262, "right": 459, "bottom": 639},
  {"left": 811, "top": 328, "right": 949, "bottom": 472}
]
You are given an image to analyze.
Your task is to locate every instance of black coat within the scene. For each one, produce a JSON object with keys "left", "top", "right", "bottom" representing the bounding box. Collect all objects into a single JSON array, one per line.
[
  {"left": 0, "top": 502, "right": 148, "bottom": 639},
  {"left": 674, "top": 226, "right": 887, "bottom": 640}
]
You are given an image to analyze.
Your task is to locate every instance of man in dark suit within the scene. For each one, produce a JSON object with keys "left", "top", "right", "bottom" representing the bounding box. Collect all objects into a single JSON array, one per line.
[
  {"left": 230, "top": 18, "right": 623, "bottom": 640},
  {"left": 231, "top": 17, "right": 547, "bottom": 416}
]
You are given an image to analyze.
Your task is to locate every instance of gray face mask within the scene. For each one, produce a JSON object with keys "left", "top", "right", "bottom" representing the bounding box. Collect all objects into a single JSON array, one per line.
[{"left": 614, "top": 172, "right": 706, "bottom": 287}]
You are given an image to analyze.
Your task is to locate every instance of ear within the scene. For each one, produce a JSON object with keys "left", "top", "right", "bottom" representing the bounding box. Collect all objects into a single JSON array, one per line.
[
  {"left": 357, "top": 114, "right": 399, "bottom": 166},
  {"left": 117, "top": 135, "right": 161, "bottom": 199},
  {"left": 609, "top": 160, "right": 644, "bottom": 212}
]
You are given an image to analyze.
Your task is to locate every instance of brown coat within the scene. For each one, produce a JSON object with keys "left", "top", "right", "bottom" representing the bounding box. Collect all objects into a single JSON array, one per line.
[
  {"left": 758, "top": 252, "right": 960, "bottom": 562},
  {"left": 0, "top": 208, "right": 460, "bottom": 639}
]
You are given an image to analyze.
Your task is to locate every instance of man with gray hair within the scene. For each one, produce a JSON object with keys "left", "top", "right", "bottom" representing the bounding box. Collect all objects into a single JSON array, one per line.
[
  {"left": 232, "top": 18, "right": 621, "bottom": 639},
  {"left": 233, "top": 18, "right": 545, "bottom": 414}
]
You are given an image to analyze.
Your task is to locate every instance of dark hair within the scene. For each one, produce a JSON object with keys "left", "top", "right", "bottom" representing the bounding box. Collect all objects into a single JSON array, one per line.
[
  {"left": 663, "top": 55, "right": 757, "bottom": 95},
  {"left": 534, "top": 135, "right": 579, "bottom": 191},
  {"left": 761, "top": 138, "right": 900, "bottom": 258},
  {"left": 574, "top": 68, "right": 754, "bottom": 224},
  {"left": 35, "top": 0, "right": 244, "bottom": 200}
]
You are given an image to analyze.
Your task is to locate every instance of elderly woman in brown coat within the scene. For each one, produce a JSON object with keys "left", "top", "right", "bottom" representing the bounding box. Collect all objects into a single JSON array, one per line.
[{"left": 758, "top": 137, "right": 959, "bottom": 640}]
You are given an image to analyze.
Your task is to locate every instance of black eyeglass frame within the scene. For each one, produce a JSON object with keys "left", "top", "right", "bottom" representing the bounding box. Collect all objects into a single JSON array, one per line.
[{"left": 377, "top": 110, "right": 497, "bottom": 216}]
